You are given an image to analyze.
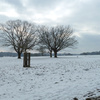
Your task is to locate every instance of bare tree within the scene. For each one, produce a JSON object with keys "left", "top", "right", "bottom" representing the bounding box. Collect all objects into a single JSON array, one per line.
[
  {"left": 0, "top": 20, "right": 37, "bottom": 59},
  {"left": 38, "top": 25, "right": 77, "bottom": 58},
  {"left": 38, "top": 26, "right": 53, "bottom": 57}
]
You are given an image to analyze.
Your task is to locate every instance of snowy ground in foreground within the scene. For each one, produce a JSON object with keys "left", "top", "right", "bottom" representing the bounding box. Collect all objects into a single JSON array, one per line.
[{"left": 0, "top": 55, "right": 100, "bottom": 100}]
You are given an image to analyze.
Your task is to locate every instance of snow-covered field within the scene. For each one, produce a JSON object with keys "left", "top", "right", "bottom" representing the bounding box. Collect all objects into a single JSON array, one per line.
[{"left": 0, "top": 55, "right": 100, "bottom": 100}]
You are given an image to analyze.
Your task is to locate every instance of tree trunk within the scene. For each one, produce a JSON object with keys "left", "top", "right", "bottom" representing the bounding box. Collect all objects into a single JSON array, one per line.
[
  {"left": 50, "top": 50, "right": 52, "bottom": 58},
  {"left": 18, "top": 52, "right": 21, "bottom": 59},
  {"left": 54, "top": 50, "right": 57, "bottom": 58}
]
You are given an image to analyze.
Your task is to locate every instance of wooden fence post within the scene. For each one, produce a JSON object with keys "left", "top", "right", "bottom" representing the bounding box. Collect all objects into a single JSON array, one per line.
[{"left": 23, "top": 52, "right": 30, "bottom": 67}]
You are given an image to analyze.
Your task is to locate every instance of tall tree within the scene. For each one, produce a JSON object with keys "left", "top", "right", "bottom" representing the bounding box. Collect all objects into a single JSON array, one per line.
[
  {"left": 38, "top": 26, "right": 52, "bottom": 57},
  {"left": 0, "top": 20, "right": 37, "bottom": 59},
  {"left": 38, "top": 25, "right": 77, "bottom": 58}
]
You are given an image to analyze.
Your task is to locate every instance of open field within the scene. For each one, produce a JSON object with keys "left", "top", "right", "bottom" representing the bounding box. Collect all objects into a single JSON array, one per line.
[{"left": 0, "top": 55, "right": 100, "bottom": 100}]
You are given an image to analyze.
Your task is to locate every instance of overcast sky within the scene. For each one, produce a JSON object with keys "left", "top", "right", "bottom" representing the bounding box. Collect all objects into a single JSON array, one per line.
[{"left": 0, "top": 0, "right": 100, "bottom": 53}]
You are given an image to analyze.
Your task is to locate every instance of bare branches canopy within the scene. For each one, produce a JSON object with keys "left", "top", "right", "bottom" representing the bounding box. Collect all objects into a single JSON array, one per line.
[
  {"left": 38, "top": 25, "right": 78, "bottom": 57},
  {"left": 0, "top": 19, "right": 78, "bottom": 58},
  {"left": 0, "top": 20, "right": 38, "bottom": 58}
]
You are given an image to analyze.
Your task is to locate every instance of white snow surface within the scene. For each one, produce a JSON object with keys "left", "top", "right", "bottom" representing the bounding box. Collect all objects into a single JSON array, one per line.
[{"left": 0, "top": 55, "right": 100, "bottom": 100}]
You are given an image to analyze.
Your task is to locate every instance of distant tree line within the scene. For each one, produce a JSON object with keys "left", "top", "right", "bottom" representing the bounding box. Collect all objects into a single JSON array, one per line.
[
  {"left": 80, "top": 51, "right": 100, "bottom": 55},
  {"left": 0, "top": 52, "right": 18, "bottom": 57},
  {"left": 0, "top": 52, "right": 73, "bottom": 57},
  {"left": 0, "top": 19, "right": 77, "bottom": 59}
]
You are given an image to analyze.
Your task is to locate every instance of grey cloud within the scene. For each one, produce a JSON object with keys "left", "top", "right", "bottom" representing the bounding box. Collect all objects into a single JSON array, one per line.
[
  {"left": 77, "top": 34, "right": 100, "bottom": 52},
  {"left": 28, "top": 0, "right": 62, "bottom": 10},
  {"left": 0, "top": 15, "right": 12, "bottom": 23},
  {"left": 65, "top": 34, "right": 100, "bottom": 53},
  {"left": 2, "top": 0, "right": 26, "bottom": 16},
  {"left": 0, "top": 0, "right": 100, "bottom": 53},
  {"left": 58, "top": 0, "right": 100, "bottom": 35},
  {"left": 3, "top": 0, "right": 23, "bottom": 8}
]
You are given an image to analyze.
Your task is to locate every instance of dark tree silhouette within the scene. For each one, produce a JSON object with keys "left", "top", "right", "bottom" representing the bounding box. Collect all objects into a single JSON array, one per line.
[
  {"left": 38, "top": 25, "right": 77, "bottom": 58},
  {"left": 0, "top": 20, "right": 37, "bottom": 59},
  {"left": 38, "top": 26, "right": 53, "bottom": 57}
]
